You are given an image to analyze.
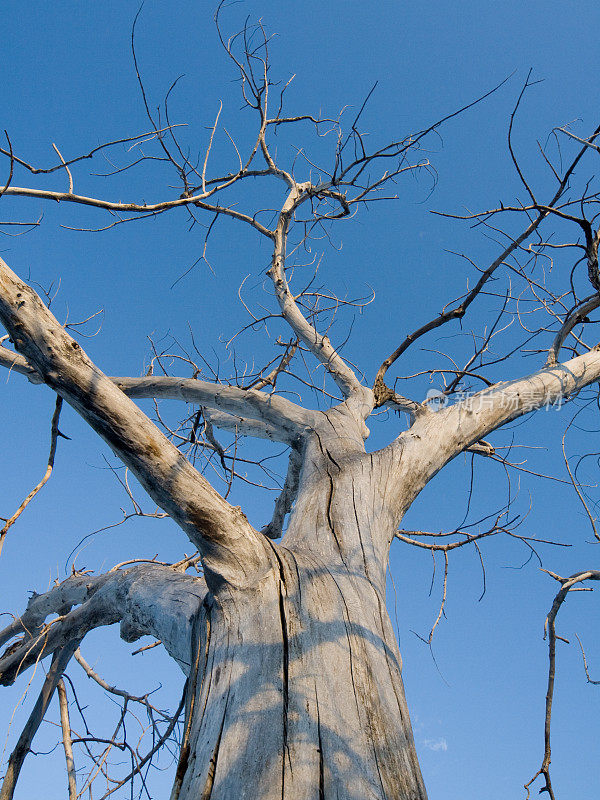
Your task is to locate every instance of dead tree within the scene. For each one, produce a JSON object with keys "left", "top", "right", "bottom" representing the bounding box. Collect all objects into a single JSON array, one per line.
[{"left": 0, "top": 10, "right": 598, "bottom": 799}]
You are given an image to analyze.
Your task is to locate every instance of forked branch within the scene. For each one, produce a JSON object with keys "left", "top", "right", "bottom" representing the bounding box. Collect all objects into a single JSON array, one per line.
[
  {"left": 0, "top": 395, "right": 65, "bottom": 555},
  {"left": 0, "top": 564, "right": 205, "bottom": 685},
  {"left": 525, "top": 570, "right": 600, "bottom": 800},
  {"left": 0, "top": 642, "right": 79, "bottom": 800},
  {"left": 0, "top": 256, "right": 271, "bottom": 587}
]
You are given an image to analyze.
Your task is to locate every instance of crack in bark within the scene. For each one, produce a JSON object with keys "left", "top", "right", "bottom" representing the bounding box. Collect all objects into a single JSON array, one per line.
[
  {"left": 324, "top": 447, "right": 341, "bottom": 472},
  {"left": 195, "top": 603, "right": 219, "bottom": 740},
  {"left": 325, "top": 472, "right": 345, "bottom": 559},
  {"left": 277, "top": 584, "right": 290, "bottom": 798},
  {"left": 311, "top": 430, "right": 355, "bottom": 573},
  {"left": 351, "top": 478, "right": 371, "bottom": 581},
  {"left": 172, "top": 609, "right": 212, "bottom": 799},
  {"left": 200, "top": 690, "right": 229, "bottom": 800},
  {"left": 265, "top": 541, "right": 292, "bottom": 797},
  {"left": 315, "top": 692, "right": 325, "bottom": 800},
  {"left": 317, "top": 433, "right": 350, "bottom": 573}
]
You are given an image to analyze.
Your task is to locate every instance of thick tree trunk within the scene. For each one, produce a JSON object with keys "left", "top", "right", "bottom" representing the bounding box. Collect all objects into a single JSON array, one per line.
[
  {"left": 173, "top": 426, "right": 427, "bottom": 800},
  {"left": 175, "top": 556, "right": 425, "bottom": 800}
]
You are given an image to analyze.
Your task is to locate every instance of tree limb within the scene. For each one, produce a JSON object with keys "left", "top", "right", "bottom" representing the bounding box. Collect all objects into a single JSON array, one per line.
[
  {"left": 113, "top": 375, "right": 312, "bottom": 442},
  {"left": 268, "top": 182, "right": 372, "bottom": 404},
  {"left": 0, "top": 257, "right": 271, "bottom": 586},
  {"left": 57, "top": 679, "right": 77, "bottom": 800},
  {"left": 0, "top": 564, "right": 205, "bottom": 685},
  {"left": 0, "top": 185, "right": 275, "bottom": 238},
  {"left": 201, "top": 408, "right": 288, "bottom": 442},
  {"left": 0, "top": 343, "right": 312, "bottom": 442},
  {"left": 546, "top": 294, "right": 600, "bottom": 366},
  {"left": 0, "top": 395, "right": 64, "bottom": 555},
  {"left": 261, "top": 445, "right": 303, "bottom": 539},
  {"left": 385, "top": 348, "right": 600, "bottom": 520},
  {"left": 0, "top": 642, "right": 78, "bottom": 800},
  {"left": 445, "top": 348, "right": 600, "bottom": 449},
  {"left": 0, "top": 342, "right": 41, "bottom": 380},
  {"left": 525, "top": 570, "right": 600, "bottom": 800}
]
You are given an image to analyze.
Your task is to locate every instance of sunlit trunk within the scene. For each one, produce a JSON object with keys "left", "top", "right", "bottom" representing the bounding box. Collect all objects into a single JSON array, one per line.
[{"left": 173, "top": 437, "right": 427, "bottom": 800}]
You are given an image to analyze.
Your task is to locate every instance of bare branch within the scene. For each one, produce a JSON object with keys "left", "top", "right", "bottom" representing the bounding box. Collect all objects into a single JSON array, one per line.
[
  {"left": 113, "top": 374, "right": 312, "bottom": 442},
  {"left": 0, "top": 642, "right": 78, "bottom": 800},
  {"left": 57, "top": 679, "right": 77, "bottom": 800},
  {"left": 74, "top": 649, "right": 173, "bottom": 720},
  {"left": 96, "top": 687, "right": 186, "bottom": 800},
  {"left": 0, "top": 342, "right": 311, "bottom": 442},
  {"left": 0, "top": 125, "right": 187, "bottom": 175},
  {"left": 0, "top": 131, "right": 14, "bottom": 201},
  {"left": 51, "top": 143, "right": 74, "bottom": 194},
  {"left": 0, "top": 185, "right": 275, "bottom": 237},
  {"left": 201, "top": 407, "right": 291, "bottom": 442},
  {"left": 0, "top": 395, "right": 65, "bottom": 556},
  {"left": 0, "top": 257, "right": 271, "bottom": 586},
  {"left": 546, "top": 294, "right": 600, "bottom": 365},
  {"left": 525, "top": 570, "right": 600, "bottom": 799},
  {"left": 0, "top": 571, "right": 111, "bottom": 651},
  {"left": 386, "top": 348, "right": 600, "bottom": 523},
  {"left": 261, "top": 445, "right": 303, "bottom": 539},
  {"left": 575, "top": 633, "right": 600, "bottom": 685},
  {"left": 0, "top": 564, "right": 205, "bottom": 685},
  {"left": 268, "top": 182, "right": 373, "bottom": 405}
]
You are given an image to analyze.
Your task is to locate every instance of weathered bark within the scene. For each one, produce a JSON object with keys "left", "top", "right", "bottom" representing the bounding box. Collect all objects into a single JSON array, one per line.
[
  {"left": 175, "top": 562, "right": 425, "bottom": 800},
  {"left": 0, "top": 253, "right": 425, "bottom": 798},
  {"left": 174, "top": 419, "right": 426, "bottom": 800},
  {"left": 0, "top": 256, "right": 273, "bottom": 591},
  {"left": 0, "top": 565, "right": 206, "bottom": 685},
  {"left": 4, "top": 248, "right": 600, "bottom": 798}
]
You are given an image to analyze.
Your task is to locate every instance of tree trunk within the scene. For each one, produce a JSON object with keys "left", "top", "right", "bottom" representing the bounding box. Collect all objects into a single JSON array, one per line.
[{"left": 173, "top": 426, "right": 427, "bottom": 800}]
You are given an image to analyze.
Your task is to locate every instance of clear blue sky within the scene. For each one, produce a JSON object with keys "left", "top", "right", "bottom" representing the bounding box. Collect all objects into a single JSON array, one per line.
[{"left": 1, "top": 2, "right": 599, "bottom": 798}]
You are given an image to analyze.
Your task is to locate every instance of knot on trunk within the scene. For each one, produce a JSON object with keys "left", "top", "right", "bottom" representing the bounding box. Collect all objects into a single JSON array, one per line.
[{"left": 373, "top": 376, "right": 394, "bottom": 408}]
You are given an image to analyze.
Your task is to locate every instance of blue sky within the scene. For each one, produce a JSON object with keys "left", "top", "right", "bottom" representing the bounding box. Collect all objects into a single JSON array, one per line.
[{"left": 1, "top": 2, "right": 599, "bottom": 798}]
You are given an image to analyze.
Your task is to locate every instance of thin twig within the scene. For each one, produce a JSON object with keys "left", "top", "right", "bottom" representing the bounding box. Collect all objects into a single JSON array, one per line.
[{"left": 0, "top": 396, "right": 65, "bottom": 556}]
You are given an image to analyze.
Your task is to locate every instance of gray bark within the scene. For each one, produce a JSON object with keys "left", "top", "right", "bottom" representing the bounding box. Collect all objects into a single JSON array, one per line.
[
  {"left": 173, "top": 417, "right": 427, "bottom": 800},
  {"left": 3, "top": 255, "right": 600, "bottom": 798}
]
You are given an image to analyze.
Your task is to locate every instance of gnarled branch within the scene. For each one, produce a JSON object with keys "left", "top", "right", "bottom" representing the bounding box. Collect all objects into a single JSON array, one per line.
[
  {"left": 0, "top": 564, "right": 205, "bottom": 685},
  {"left": 0, "top": 256, "right": 271, "bottom": 587}
]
